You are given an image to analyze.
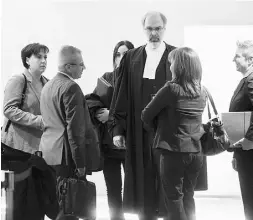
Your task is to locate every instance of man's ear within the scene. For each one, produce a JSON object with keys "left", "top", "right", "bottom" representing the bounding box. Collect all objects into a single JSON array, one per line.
[
  {"left": 248, "top": 56, "right": 253, "bottom": 65},
  {"left": 65, "top": 64, "right": 71, "bottom": 71}
]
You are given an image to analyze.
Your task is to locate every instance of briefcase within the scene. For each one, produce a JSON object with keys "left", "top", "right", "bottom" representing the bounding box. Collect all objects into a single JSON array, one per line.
[{"left": 58, "top": 177, "right": 96, "bottom": 220}]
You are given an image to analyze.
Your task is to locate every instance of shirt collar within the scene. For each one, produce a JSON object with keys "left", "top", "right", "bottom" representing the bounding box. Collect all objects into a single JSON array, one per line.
[{"left": 58, "top": 71, "right": 75, "bottom": 81}]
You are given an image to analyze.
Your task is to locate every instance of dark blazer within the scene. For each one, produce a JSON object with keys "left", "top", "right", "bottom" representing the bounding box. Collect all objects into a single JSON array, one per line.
[
  {"left": 229, "top": 72, "right": 253, "bottom": 141},
  {"left": 39, "top": 73, "right": 87, "bottom": 169},
  {"left": 141, "top": 82, "right": 207, "bottom": 152}
]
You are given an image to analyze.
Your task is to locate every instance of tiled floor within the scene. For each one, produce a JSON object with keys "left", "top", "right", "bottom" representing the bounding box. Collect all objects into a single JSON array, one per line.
[
  {"left": 43, "top": 195, "right": 245, "bottom": 220},
  {"left": 93, "top": 195, "right": 245, "bottom": 220},
  {"left": 2, "top": 195, "right": 245, "bottom": 220}
]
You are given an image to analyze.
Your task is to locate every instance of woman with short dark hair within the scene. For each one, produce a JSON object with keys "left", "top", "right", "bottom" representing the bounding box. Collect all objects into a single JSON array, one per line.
[
  {"left": 1, "top": 43, "right": 50, "bottom": 220},
  {"left": 2, "top": 43, "right": 49, "bottom": 153},
  {"left": 141, "top": 47, "right": 206, "bottom": 220}
]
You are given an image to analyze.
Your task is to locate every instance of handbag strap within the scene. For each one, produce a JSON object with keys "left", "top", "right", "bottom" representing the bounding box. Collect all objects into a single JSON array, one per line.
[
  {"left": 4, "top": 73, "right": 27, "bottom": 132},
  {"left": 203, "top": 86, "right": 218, "bottom": 119}
]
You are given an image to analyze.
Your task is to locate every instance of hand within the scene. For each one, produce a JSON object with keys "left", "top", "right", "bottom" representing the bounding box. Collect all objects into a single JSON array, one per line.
[
  {"left": 227, "top": 139, "right": 243, "bottom": 151},
  {"left": 76, "top": 167, "right": 86, "bottom": 177},
  {"left": 232, "top": 158, "right": 238, "bottom": 172},
  {"left": 113, "top": 135, "right": 126, "bottom": 149},
  {"left": 95, "top": 108, "right": 109, "bottom": 123},
  {"left": 229, "top": 138, "right": 253, "bottom": 151},
  {"left": 240, "top": 138, "right": 253, "bottom": 151},
  {"left": 39, "top": 116, "right": 45, "bottom": 131},
  {"left": 233, "top": 139, "right": 243, "bottom": 148}
]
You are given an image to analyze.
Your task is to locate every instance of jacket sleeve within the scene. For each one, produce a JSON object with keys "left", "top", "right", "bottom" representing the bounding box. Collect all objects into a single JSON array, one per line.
[
  {"left": 63, "top": 82, "right": 86, "bottom": 168},
  {"left": 108, "top": 55, "right": 128, "bottom": 138},
  {"left": 3, "top": 74, "right": 43, "bottom": 130},
  {"left": 85, "top": 93, "right": 105, "bottom": 126},
  {"left": 245, "top": 75, "right": 253, "bottom": 141},
  {"left": 141, "top": 83, "right": 174, "bottom": 125}
]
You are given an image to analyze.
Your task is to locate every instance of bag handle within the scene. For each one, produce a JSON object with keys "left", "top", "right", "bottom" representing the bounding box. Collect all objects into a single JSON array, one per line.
[
  {"left": 203, "top": 86, "right": 218, "bottom": 120},
  {"left": 4, "top": 73, "right": 27, "bottom": 132}
]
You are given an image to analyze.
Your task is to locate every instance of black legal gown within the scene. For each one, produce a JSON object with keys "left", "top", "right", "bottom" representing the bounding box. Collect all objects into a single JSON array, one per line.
[{"left": 108, "top": 43, "right": 208, "bottom": 216}]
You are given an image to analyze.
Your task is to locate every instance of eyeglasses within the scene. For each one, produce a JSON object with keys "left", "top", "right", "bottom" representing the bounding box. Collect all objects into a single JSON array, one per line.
[
  {"left": 67, "top": 63, "right": 85, "bottom": 68},
  {"left": 144, "top": 27, "right": 164, "bottom": 33}
]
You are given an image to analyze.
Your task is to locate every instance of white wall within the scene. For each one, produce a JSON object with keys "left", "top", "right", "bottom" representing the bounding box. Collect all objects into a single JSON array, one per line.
[{"left": 1, "top": 0, "right": 253, "bottom": 197}]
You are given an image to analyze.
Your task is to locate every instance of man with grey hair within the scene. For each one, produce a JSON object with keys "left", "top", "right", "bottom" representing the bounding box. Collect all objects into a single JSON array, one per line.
[
  {"left": 40, "top": 45, "right": 87, "bottom": 220},
  {"left": 229, "top": 40, "right": 253, "bottom": 220},
  {"left": 108, "top": 11, "right": 175, "bottom": 220}
]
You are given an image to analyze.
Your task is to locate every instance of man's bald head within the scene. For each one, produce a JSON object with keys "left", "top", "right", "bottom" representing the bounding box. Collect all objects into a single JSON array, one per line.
[{"left": 141, "top": 11, "right": 167, "bottom": 27}]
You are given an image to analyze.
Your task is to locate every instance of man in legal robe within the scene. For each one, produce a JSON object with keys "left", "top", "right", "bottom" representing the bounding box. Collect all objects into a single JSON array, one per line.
[{"left": 108, "top": 11, "right": 208, "bottom": 220}]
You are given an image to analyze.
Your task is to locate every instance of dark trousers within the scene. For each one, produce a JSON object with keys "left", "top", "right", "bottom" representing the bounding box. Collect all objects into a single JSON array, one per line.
[
  {"left": 235, "top": 149, "right": 253, "bottom": 220},
  {"left": 138, "top": 131, "right": 157, "bottom": 220},
  {"left": 13, "top": 175, "right": 44, "bottom": 220},
  {"left": 103, "top": 156, "right": 125, "bottom": 220},
  {"left": 153, "top": 148, "right": 203, "bottom": 220}
]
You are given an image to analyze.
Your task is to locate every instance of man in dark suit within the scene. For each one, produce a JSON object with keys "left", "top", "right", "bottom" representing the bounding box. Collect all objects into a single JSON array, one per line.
[
  {"left": 108, "top": 11, "right": 175, "bottom": 220},
  {"left": 229, "top": 40, "right": 253, "bottom": 220},
  {"left": 40, "top": 45, "right": 87, "bottom": 220}
]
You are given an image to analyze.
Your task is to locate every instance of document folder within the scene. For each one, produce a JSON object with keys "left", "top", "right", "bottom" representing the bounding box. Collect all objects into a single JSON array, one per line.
[
  {"left": 95, "top": 77, "right": 113, "bottom": 108},
  {"left": 220, "top": 112, "right": 252, "bottom": 144}
]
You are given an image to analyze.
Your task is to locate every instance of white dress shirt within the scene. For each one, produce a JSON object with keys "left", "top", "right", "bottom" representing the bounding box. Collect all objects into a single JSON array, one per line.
[{"left": 143, "top": 42, "right": 166, "bottom": 79}]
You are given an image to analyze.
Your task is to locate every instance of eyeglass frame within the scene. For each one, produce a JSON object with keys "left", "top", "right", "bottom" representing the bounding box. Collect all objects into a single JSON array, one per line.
[
  {"left": 66, "top": 63, "right": 86, "bottom": 68},
  {"left": 144, "top": 26, "right": 165, "bottom": 33}
]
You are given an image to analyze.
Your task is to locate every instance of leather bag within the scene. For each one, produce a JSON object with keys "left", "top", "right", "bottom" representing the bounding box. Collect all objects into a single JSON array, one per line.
[
  {"left": 201, "top": 88, "right": 230, "bottom": 156},
  {"left": 58, "top": 177, "right": 96, "bottom": 220}
]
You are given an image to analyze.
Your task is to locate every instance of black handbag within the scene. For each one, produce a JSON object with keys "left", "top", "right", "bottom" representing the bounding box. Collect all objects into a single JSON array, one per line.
[
  {"left": 57, "top": 177, "right": 96, "bottom": 220},
  {"left": 1, "top": 142, "right": 31, "bottom": 162},
  {"left": 201, "top": 88, "right": 230, "bottom": 156}
]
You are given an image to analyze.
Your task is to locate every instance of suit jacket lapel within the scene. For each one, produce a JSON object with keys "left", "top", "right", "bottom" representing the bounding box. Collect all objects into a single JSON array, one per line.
[
  {"left": 155, "top": 42, "right": 174, "bottom": 81},
  {"left": 23, "top": 70, "right": 39, "bottom": 103},
  {"left": 230, "top": 78, "right": 245, "bottom": 105},
  {"left": 157, "top": 48, "right": 171, "bottom": 81},
  {"left": 23, "top": 70, "right": 48, "bottom": 103},
  {"left": 165, "top": 43, "right": 175, "bottom": 81}
]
